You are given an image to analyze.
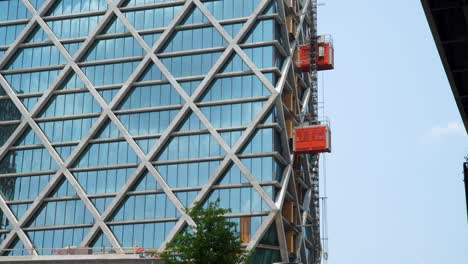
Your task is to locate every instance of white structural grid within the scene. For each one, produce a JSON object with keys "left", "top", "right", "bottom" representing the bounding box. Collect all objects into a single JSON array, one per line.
[{"left": 0, "top": 0, "right": 319, "bottom": 263}]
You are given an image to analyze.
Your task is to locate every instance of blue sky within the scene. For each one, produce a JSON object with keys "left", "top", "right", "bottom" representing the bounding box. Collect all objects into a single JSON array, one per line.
[{"left": 317, "top": 0, "right": 468, "bottom": 263}]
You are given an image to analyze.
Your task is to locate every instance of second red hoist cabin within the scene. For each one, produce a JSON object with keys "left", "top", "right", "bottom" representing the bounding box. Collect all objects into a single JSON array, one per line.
[
  {"left": 298, "top": 45, "right": 312, "bottom": 72},
  {"left": 297, "top": 35, "right": 334, "bottom": 72},
  {"left": 294, "top": 125, "right": 331, "bottom": 154},
  {"left": 317, "top": 35, "right": 334, "bottom": 71}
]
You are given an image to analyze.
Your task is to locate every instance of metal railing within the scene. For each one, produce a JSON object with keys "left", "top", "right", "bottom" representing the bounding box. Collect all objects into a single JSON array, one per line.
[{"left": 2, "top": 246, "right": 170, "bottom": 258}]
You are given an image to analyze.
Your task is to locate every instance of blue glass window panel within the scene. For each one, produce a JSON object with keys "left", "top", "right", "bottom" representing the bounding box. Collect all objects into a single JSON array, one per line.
[
  {"left": 50, "top": 0, "right": 107, "bottom": 15},
  {"left": 179, "top": 80, "right": 200, "bottom": 96},
  {"left": 0, "top": 0, "right": 31, "bottom": 22},
  {"left": 132, "top": 171, "right": 160, "bottom": 191},
  {"left": 262, "top": 185, "right": 276, "bottom": 200},
  {"left": 26, "top": 26, "right": 50, "bottom": 43},
  {"left": 83, "top": 61, "right": 140, "bottom": 86},
  {"left": 123, "top": 0, "right": 176, "bottom": 7},
  {"left": 28, "top": 228, "right": 90, "bottom": 255},
  {"left": 75, "top": 168, "right": 135, "bottom": 195},
  {"left": 200, "top": 75, "right": 270, "bottom": 103},
  {"left": 241, "top": 156, "right": 280, "bottom": 182},
  {"left": 249, "top": 248, "right": 281, "bottom": 264},
  {"left": 118, "top": 110, "right": 178, "bottom": 137},
  {"left": 48, "top": 179, "right": 77, "bottom": 198},
  {"left": 19, "top": 96, "right": 39, "bottom": 112},
  {"left": 63, "top": 41, "right": 82, "bottom": 56},
  {"left": 175, "top": 191, "right": 198, "bottom": 209},
  {"left": 4, "top": 70, "right": 60, "bottom": 94},
  {"left": 201, "top": 101, "right": 265, "bottom": 129},
  {"left": 135, "top": 138, "right": 157, "bottom": 154},
  {"left": 84, "top": 36, "right": 144, "bottom": 62},
  {"left": 118, "top": 84, "right": 182, "bottom": 110},
  {"left": 260, "top": 222, "right": 279, "bottom": 245},
  {"left": 0, "top": 124, "right": 18, "bottom": 147},
  {"left": 243, "top": 46, "right": 280, "bottom": 69},
  {"left": 0, "top": 174, "right": 51, "bottom": 202},
  {"left": 156, "top": 133, "right": 224, "bottom": 161},
  {"left": 0, "top": 23, "right": 26, "bottom": 46},
  {"left": 202, "top": 0, "right": 263, "bottom": 20},
  {"left": 91, "top": 197, "right": 113, "bottom": 214},
  {"left": 14, "top": 128, "right": 41, "bottom": 147},
  {"left": 217, "top": 164, "right": 248, "bottom": 185},
  {"left": 124, "top": 5, "right": 181, "bottom": 30},
  {"left": 219, "top": 54, "right": 249, "bottom": 73},
  {"left": 112, "top": 194, "right": 179, "bottom": 221},
  {"left": 155, "top": 160, "right": 219, "bottom": 188},
  {"left": 0, "top": 98, "right": 21, "bottom": 121},
  {"left": 98, "top": 88, "right": 120, "bottom": 104},
  {"left": 74, "top": 141, "right": 139, "bottom": 168},
  {"left": 94, "top": 120, "right": 121, "bottom": 140},
  {"left": 110, "top": 222, "right": 173, "bottom": 249},
  {"left": 51, "top": 229, "right": 64, "bottom": 252},
  {"left": 219, "top": 130, "right": 242, "bottom": 148},
  {"left": 4, "top": 238, "right": 26, "bottom": 256},
  {"left": 176, "top": 112, "right": 203, "bottom": 132},
  {"left": 241, "top": 128, "right": 276, "bottom": 154},
  {"left": 181, "top": 6, "right": 208, "bottom": 25},
  {"left": 54, "top": 145, "right": 74, "bottom": 160},
  {"left": 102, "top": 16, "right": 127, "bottom": 34},
  {"left": 0, "top": 212, "right": 11, "bottom": 229},
  {"left": 160, "top": 52, "right": 222, "bottom": 78},
  {"left": 47, "top": 15, "right": 102, "bottom": 40},
  {"left": 39, "top": 92, "right": 102, "bottom": 118},
  {"left": 163, "top": 27, "right": 227, "bottom": 53},
  {"left": 0, "top": 148, "right": 57, "bottom": 174},
  {"left": 206, "top": 187, "right": 268, "bottom": 214},
  {"left": 242, "top": 19, "right": 276, "bottom": 44},
  {"left": 58, "top": 73, "right": 85, "bottom": 91},
  {"left": 90, "top": 232, "right": 112, "bottom": 249},
  {"left": 138, "top": 62, "right": 165, "bottom": 82},
  {"left": 8, "top": 203, "right": 30, "bottom": 219},
  {"left": 38, "top": 117, "right": 97, "bottom": 143},
  {"left": 142, "top": 32, "right": 161, "bottom": 47},
  {"left": 7, "top": 45, "right": 66, "bottom": 70},
  {"left": 29, "top": 200, "right": 94, "bottom": 227},
  {"left": 223, "top": 22, "right": 244, "bottom": 38},
  {"left": 262, "top": 1, "right": 278, "bottom": 15}
]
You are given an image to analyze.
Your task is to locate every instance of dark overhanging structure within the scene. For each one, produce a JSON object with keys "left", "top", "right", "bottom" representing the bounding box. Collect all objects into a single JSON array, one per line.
[
  {"left": 421, "top": 0, "right": 468, "bottom": 221},
  {"left": 421, "top": 0, "right": 468, "bottom": 132},
  {"left": 464, "top": 162, "right": 468, "bottom": 221}
]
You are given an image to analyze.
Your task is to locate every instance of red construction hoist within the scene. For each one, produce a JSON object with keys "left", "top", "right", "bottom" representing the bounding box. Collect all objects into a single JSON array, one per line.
[
  {"left": 293, "top": 124, "right": 332, "bottom": 154},
  {"left": 298, "top": 45, "right": 312, "bottom": 72},
  {"left": 317, "top": 35, "right": 334, "bottom": 71},
  {"left": 298, "top": 35, "right": 334, "bottom": 72}
]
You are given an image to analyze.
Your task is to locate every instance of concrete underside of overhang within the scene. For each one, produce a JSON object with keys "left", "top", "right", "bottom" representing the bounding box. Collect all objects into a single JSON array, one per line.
[{"left": 421, "top": 0, "right": 468, "bottom": 132}]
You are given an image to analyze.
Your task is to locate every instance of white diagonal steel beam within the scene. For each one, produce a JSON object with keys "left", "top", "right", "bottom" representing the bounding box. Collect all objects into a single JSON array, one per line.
[
  {"left": 154, "top": 0, "right": 294, "bottom": 248},
  {"left": 0, "top": 0, "right": 318, "bottom": 258},
  {"left": 0, "top": 0, "right": 83, "bottom": 254},
  {"left": 96, "top": 0, "right": 282, "bottom": 250},
  {"left": 79, "top": 0, "right": 198, "bottom": 247},
  {"left": 108, "top": 0, "right": 278, "bottom": 240},
  {"left": 193, "top": 0, "right": 277, "bottom": 94},
  {"left": 0, "top": 194, "right": 37, "bottom": 255},
  {"left": 0, "top": 0, "right": 141, "bottom": 253},
  {"left": 0, "top": 68, "right": 122, "bottom": 253},
  {"left": 24, "top": 0, "right": 200, "bottom": 250}
]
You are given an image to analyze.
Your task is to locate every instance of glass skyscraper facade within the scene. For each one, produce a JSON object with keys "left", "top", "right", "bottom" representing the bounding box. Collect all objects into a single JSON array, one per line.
[{"left": 0, "top": 0, "right": 321, "bottom": 263}]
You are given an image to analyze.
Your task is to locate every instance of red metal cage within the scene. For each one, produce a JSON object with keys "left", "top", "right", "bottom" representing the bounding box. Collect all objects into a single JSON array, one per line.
[
  {"left": 317, "top": 35, "right": 334, "bottom": 71},
  {"left": 294, "top": 125, "right": 331, "bottom": 154}
]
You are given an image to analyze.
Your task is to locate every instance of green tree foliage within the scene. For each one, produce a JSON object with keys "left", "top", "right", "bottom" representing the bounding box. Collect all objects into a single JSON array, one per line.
[{"left": 161, "top": 200, "right": 247, "bottom": 264}]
